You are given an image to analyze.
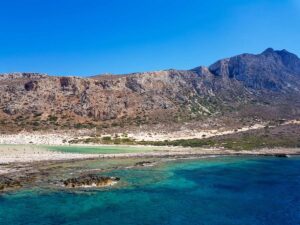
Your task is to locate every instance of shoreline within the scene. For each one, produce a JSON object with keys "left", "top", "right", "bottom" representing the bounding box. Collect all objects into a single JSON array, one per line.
[
  {"left": 1, "top": 144, "right": 300, "bottom": 175},
  {"left": 1, "top": 144, "right": 299, "bottom": 193},
  {"left": 1, "top": 144, "right": 300, "bottom": 162}
]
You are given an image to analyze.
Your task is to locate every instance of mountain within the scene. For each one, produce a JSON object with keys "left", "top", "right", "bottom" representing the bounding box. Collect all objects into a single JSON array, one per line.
[{"left": 1, "top": 48, "right": 300, "bottom": 133}]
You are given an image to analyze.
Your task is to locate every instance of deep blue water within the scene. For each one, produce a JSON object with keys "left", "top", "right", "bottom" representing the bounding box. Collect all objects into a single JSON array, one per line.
[{"left": 0, "top": 157, "right": 300, "bottom": 225}]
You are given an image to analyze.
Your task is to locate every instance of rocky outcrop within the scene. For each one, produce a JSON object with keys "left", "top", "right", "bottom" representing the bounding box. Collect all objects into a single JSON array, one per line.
[
  {"left": 24, "top": 80, "right": 38, "bottom": 91},
  {"left": 274, "top": 154, "right": 289, "bottom": 158},
  {"left": 1, "top": 49, "right": 300, "bottom": 132},
  {"left": 0, "top": 176, "right": 22, "bottom": 191},
  {"left": 63, "top": 174, "right": 120, "bottom": 188},
  {"left": 135, "top": 161, "right": 154, "bottom": 167},
  {"left": 207, "top": 48, "right": 300, "bottom": 91}
]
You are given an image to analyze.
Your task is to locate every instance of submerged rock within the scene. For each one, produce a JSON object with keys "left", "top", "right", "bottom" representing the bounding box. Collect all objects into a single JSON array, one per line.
[
  {"left": 0, "top": 176, "right": 22, "bottom": 191},
  {"left": 63, "top": 174, "right": 120, "bottom": 188},
  {"left": 274, "top": 154, "right": 289, "bottom": 158},
  {"left": 135, "top": 161, "right": 154, "bottom": 167}
]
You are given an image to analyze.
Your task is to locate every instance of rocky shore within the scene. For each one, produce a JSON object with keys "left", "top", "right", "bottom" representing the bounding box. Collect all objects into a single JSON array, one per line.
[
  {"left": 0, "top": 145, "right": 299, "bottom": 192},
  {"left": 0, "top": 176, "right": 22, "bottom": 191},
  {"left": 1, "top": 144, "right": 300, "bottom": 167},
  {"left": 63, "top": 174, "right": 120, "bottom": 188},
  {"left": 0, "top": 139, "right": 300, "bottom": 194}
]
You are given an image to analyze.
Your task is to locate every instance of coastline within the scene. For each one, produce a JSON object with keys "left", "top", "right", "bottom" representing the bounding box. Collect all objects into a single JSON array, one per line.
[
  {"left": 1, "top": 144, "right": 300, "bottom": 162},
  {"left": 1, "top": 143, "right": 300, "bottom": 175},
  {"left": 1, "top": 143, "right": 299, "bottom": 193}
]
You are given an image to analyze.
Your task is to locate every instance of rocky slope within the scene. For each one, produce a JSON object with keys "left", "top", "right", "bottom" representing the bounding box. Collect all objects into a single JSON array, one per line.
[{"left": 1, "top": 48, "right": 300, "bottom": 133}]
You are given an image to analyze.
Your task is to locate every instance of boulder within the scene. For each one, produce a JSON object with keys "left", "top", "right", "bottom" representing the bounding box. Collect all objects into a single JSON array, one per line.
[
  {"left": 135, "top": 161, "right": 153, "bottom": 167},
  {"left": 63, "top": 174, "right": 120, "bottom": 188},
  {"left": 274, "top": 154, "right": 288, "bottom": 158}
]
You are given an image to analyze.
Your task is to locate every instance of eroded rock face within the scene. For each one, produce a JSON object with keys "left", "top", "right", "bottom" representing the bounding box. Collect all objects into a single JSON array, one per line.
[
  {"left": 60, "top": 77, "right": 71, "bottom": 88},
  {"left": 0, "top": 176, "right": 22, "bottom": 191},
  {"left": 208, "top": 48, "right": 300, "bottom": 91},
  {"left": 1, "top": 49, "right": 300, "bottom": 131},
  {"left": 63, "top": 174, "right": 120, "bottom": 188},
  {"left": 24, "top": 80, "right": 38, "bottom": 91}
]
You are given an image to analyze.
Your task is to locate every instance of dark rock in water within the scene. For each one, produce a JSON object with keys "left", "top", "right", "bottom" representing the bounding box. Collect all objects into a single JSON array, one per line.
[
  {"left": 0, "top": 176, "right": 22, "bottom": 191},
  {"left": 274, "top": 154, "right": 288, "bottom": 158},
  {"left": 63, "top": 174, "right": 120, "bottom": 188},
  {"left": 135, "top": 161, "right": 153, "bottom": 167}
]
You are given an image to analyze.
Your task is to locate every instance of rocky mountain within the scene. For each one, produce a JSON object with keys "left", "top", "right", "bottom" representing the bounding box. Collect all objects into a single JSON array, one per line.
[{"left": 1, "top": 48, "right": 300, "bottom": 133}]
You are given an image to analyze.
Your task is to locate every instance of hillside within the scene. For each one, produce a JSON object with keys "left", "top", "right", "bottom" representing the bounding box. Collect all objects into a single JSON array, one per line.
[{"left": 1, "top": 48, "right": 300, "bottom": 133}]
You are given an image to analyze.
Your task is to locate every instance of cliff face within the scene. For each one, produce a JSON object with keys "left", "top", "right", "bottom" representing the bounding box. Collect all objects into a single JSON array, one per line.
[
  {"left": 1, "top": 48, "right": 300, "bottom": 132},
  {"left": 208, "top": 48, "right": 300, "bottom": 91}
]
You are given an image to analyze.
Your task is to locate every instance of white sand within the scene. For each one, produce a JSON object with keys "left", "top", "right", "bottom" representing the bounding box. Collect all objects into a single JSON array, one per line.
[
  {"left": 1, "top": 145, "right": 299, "bottom": 164},
  {"left": 0, "top": 132, "right": 71, "bottom": 145},
  {"left": 0, "top": 119, "right": 299, "bottom": 175},
  {"left": 0, "top": 145, "right": 99, "bottom": 164},
  {"left": 0, "top": 144, "right": 299, "bottom": 175},
  {"left": 128, "top": 123, "right": 266, "bottom": 141},
  {"left": 0, "top": 123, "right": 269, "bottom": 145},
  {"left": 128, "top": 120, "right": 300, "bottom": 141},
  {"left": 1, "top": 120, "right": 298, "bottom": 145}
]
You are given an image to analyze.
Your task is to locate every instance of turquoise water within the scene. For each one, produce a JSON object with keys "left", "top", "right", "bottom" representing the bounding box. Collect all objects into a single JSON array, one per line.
[
  {"left": 47, "top": 145, "right": 157, "bottom": 154},
  {"left": 0, "top": 156, "right": 300, "bottom": 225}
]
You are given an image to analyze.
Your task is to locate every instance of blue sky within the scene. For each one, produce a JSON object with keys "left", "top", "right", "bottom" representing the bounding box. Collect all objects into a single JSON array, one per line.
[{"left": 0, "top": 0, "right": 299, "bottom": 76}]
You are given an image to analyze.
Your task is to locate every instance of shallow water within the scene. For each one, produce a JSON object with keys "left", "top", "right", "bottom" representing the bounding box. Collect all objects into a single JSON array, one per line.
[
  {"left": 0, "top": 156, "right": 299, "bottom": 225},
  {"left": 47, "top": 145, "right": 157, "bottom": 154}
]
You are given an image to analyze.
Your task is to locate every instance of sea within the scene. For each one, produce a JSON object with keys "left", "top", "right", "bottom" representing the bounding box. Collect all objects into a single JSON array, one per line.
[{"left": 0, "top": 156, "right": 299, "bottom": 225}]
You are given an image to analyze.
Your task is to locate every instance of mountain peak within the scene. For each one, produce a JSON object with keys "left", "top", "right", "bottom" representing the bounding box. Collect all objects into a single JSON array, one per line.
[
  {"left": 262, "top": 48, "right": 275, "bottom": 54},
  {"left": 261, "top": 48, "right": 299, "bottom": 59},
  {"left": 1, "top": 48, "right": 300, "bottom": 132}
]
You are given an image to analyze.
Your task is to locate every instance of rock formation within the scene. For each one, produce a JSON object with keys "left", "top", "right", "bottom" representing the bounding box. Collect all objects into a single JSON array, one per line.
[
  {"left": 1, "top": 48, "right": 300, "bottom": 132},
  {"left": 63, "top": 174, "right": 120, "bottom": 188},
  {"left": 0, "top": 176, "right": 22, "bottom": 191}
]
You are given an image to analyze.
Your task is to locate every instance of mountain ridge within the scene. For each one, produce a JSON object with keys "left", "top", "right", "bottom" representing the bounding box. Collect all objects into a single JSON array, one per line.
[
  {"left": 2, "top": 48, "right": 298, "bottom": 78},
  {"left": 1, "top": 48, "right": 300, "bottom": 133}
]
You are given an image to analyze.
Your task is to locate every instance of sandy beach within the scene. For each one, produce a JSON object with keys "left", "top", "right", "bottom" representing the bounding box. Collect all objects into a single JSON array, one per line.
[
  {"left": 1, "top": 144, "right": 300, "bottom": 174},
  {"left": 0, "top": 145, "right": 102, "bottom": 165},
  {"left": 1, "top": 120, "right": 298, "bottom": 146},
  {"left": 0, "top": 123, "right": 269, "bottom": 145}
]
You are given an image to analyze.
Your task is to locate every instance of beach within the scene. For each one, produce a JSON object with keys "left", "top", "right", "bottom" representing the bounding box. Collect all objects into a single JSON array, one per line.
[
  {"left": 0, "top": 121, "right": 272, "bottom": 145},
  {"left": 1, "top": 144, "right": 300, "bottom": 163},
  {"left": 1, "top": 143, "right": 300, "bottom": 174},
  {"left": 1, "top": 143, "right": 300, "bottom": 224}
]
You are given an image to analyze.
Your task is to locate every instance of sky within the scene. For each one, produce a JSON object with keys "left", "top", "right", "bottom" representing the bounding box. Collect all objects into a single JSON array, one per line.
[{"left": 0, "top": 0, "right": 299, "bottom": 76}]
